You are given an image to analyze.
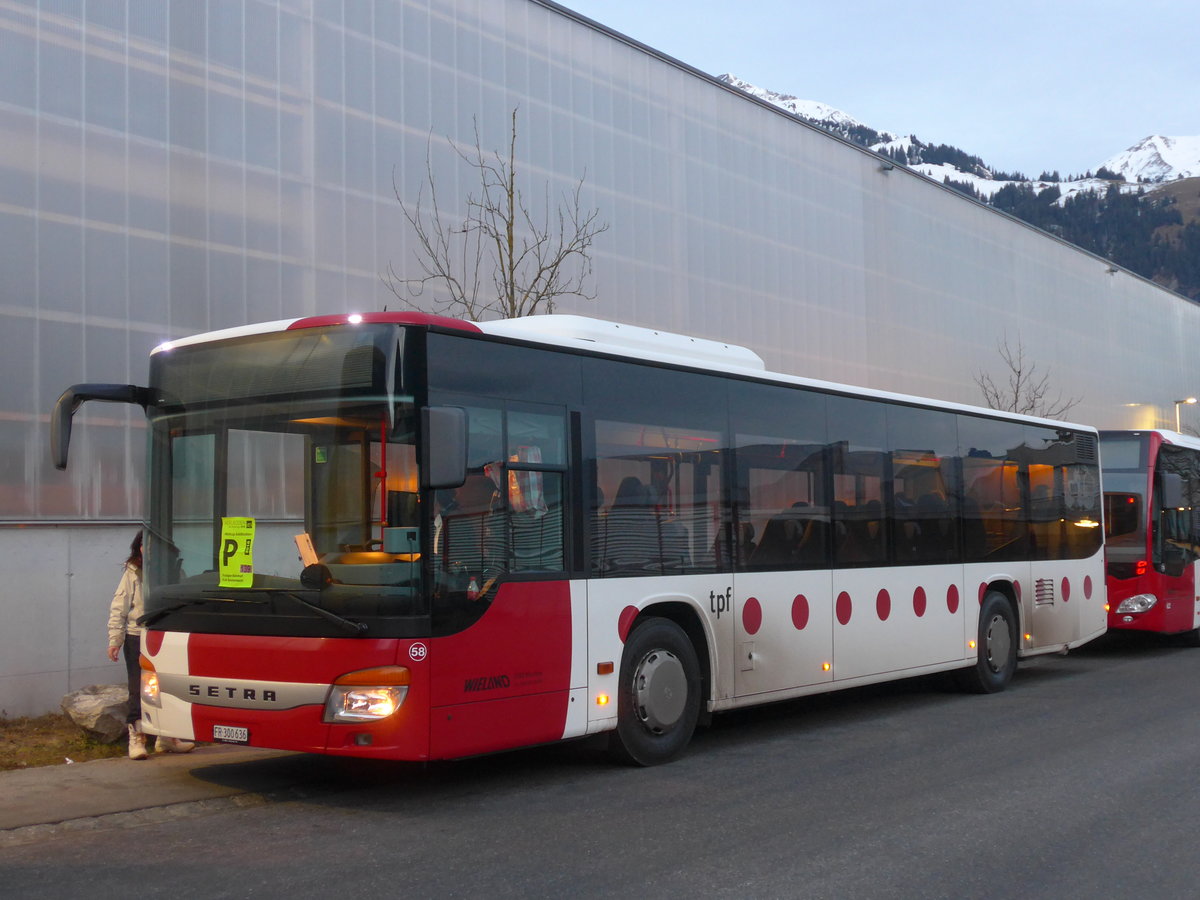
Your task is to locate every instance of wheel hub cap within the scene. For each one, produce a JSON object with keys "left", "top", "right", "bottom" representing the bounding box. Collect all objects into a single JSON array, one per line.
[
  {"left": 633, "top": 649, "right": 687, "bottom": 733},
  {"left": 984, "top": 614, "right": 1011, "bottom": 673}
]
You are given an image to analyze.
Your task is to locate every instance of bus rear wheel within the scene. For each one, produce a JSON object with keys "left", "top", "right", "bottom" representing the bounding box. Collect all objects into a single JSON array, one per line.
[
  {"left": 609, "top": 617, "right": 701, "bottom": 766},
  {"left": 956, "top": 591, "right": 1017, "bottom": 694}
]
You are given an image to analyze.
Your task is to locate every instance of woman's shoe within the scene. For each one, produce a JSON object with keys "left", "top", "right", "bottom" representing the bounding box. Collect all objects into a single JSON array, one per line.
[
  {"left": 127, "top": 723, "right": 148, "bottom": 760},
  {"left": 154, "top": 736, "right": 196, "bottom": 754}
]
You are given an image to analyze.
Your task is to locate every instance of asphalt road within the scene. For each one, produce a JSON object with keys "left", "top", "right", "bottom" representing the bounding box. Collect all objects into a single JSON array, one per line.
[{"left": 3, "top": 632, "right": 1198, "bottom": 899}]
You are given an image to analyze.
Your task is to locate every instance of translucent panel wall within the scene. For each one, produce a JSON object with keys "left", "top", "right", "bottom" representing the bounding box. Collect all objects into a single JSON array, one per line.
[{"left": 3, "top": 0, "right": 1198, "bottom": 524}]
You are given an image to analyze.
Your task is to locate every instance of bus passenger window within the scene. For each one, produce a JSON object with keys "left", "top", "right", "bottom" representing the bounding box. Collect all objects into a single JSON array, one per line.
[
  {"left": 730, "top": 381, "right": 829, "bottom": 572},
  {"left": 592, "top": 420, "right": 721, "bottom": 576},
  {"left": 831, "top": 457, "right": 887, "bottom": 566}
]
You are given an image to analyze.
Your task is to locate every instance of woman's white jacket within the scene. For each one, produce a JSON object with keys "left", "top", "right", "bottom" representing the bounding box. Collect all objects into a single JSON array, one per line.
[{"left": 107, "top": 563, "right": 144, "bottom": 647}]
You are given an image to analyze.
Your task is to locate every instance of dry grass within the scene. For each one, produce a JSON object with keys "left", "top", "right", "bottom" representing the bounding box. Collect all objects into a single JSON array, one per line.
[
  {"left": 1148, "top": 176, "right": 1200, "bottom": 222},
  {"left": 1148, "top": 176, "right": 1200, "bottom": 246},
  {"left": 0, "top": 713, "right": 128, "bottom": 771}
]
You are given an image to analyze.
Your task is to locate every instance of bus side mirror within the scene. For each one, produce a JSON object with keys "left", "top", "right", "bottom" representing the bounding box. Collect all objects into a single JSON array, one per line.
[
  {"left": 422, "top": 406, "right": 467, "bottom": 489},
  {"left": 51, "top": 383, "right": 150, "bottom": 470}
]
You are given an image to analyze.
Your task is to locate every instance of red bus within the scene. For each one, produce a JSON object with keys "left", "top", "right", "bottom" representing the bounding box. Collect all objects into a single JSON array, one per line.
[
  {"left": 1100, "top": 429, "right": 1200, "bottom": 643},
  {"left": 54, "top": 313, "right": 1107, "bottom": 765}
]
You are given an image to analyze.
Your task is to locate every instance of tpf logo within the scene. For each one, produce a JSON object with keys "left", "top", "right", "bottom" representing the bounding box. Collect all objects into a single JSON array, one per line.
[{"left": 710, "top": 587, "right": 732, "bottom": 618}]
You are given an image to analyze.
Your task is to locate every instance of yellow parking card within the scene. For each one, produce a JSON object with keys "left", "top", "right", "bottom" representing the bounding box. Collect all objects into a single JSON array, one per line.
[{"left": 218, "top": 517, "right": 256, "bottom": 587}]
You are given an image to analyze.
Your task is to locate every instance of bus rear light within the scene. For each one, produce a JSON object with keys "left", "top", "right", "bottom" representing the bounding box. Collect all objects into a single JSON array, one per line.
[
  {"left": 324, "top": 666, "right": 411, "bottom": 723},
  {"left": 1136, "top": 560, "right": 1149, "bottom": 576},
  {"left": 1115, "top": 593, "right": 1158, "bottom": 615},
  {"left": 139, "top": 655, "right": 160, "bottom": 708}
]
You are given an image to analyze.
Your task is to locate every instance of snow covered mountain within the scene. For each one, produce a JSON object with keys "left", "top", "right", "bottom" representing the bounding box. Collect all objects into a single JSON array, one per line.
[
  {"left": 719, "top": 74, "right": 1200, "bottom": 187},
  {"left": 1099, "top": 135, "right": 1200, "bottom": 183}
]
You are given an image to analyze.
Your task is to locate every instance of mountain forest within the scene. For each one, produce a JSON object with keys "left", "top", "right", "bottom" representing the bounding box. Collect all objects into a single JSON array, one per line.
[{"left": 848, "top": 124, "right": 1200, "bottom": 301}]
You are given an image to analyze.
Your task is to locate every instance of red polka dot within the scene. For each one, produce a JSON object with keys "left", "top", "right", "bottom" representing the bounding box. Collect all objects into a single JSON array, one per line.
[
  {"left": 618, "top": 606, "right": 639, "bottom": 642},
  {"left": 1084, "top": 576, "right": 1093, "bottom": 599},
  {"left": 743, "top": 596, "right": 763, "bottom": 635},
  {"left": 947, "top": 584, "right": 960, "bottom": 614},
  {"left": 145, "top": 630, "right": 164, "bottom": 656},
  {"left": 978, "top": 583, "right": 987, "bottom": 605},
  {"left": 836, "top": 591, "right": 853, "bottom": 625},
  {"left": 791, "top": 594, "right": 810, "bottom": 630},
  {"left": 1061, "top": 577, "right": 1071, "bottom": 602},
  {"left": 913, "top": 586, "right": 927, "bottom": 618},
  {"left": 876, "top": 589, "right": 891, "bottom": 621}
]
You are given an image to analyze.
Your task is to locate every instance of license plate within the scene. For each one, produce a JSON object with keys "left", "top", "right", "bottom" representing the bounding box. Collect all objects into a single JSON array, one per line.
[{"left": 212, "top": 724, "right": 249, "bottom": 744}]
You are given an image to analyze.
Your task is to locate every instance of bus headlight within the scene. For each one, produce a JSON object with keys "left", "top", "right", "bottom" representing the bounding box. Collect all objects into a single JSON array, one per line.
[
  {"left": 324, "top": 666, "right": 411, "bottom": 723},
  {"left": 1115, "top": 593, "right": 1158, "bottom": 614},
  {"left": 139, "top": 655, "right": 161, "bottom": 708}
]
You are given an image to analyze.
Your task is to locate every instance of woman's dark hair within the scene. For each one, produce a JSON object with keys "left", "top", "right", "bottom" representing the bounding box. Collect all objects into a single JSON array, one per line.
[{"left": 125, "top": 530, "right": 143, "bottom": 570}]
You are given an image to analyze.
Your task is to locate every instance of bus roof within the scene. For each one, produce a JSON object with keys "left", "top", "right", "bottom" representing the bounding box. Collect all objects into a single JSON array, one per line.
[
  {"left": 477, "top": 315, "right": 766, "bottom": 373},
  {"left": 150, "top": 311, "right": 1096, "bottom": 434},
  {"left": 1101, "top": 429, "right": 1200, "bottom": 453}
]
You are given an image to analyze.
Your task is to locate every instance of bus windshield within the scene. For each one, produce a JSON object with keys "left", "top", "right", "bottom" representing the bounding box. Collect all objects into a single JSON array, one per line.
[
  {"left": 1100, "top": 433, "right": 1149, "bottom": 565},
  {"left": 1102, "top": 471, "right": 1146, "bottom": 558},
  {"left": 142, "top": 325, "right": 429, "bottom": 636}
]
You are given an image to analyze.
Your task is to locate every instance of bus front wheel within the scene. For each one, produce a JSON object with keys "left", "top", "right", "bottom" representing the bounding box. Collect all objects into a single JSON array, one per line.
[
  {"left": 609, "top": 617, "right": 701, "bottom": 766},
  {"left": 956, "top": 591, "right": 1018, "bottom": 694}
]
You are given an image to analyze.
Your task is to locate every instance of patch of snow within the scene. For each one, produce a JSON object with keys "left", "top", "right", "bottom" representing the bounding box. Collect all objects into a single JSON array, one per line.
[
  {"left": 1050, "top": 179, "right": 1144, "bottom": 205},
  {"left": 870, "top": 135, "right": 917, "bottom": 156},
  {"left": 717, "top": 74, "right": 894, "bottom": 139}
]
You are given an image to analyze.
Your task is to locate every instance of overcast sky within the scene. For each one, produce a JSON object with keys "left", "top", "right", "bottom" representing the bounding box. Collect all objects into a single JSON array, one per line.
[{"left": 560, "top": 0, "right": 1200, "bottom": 178}]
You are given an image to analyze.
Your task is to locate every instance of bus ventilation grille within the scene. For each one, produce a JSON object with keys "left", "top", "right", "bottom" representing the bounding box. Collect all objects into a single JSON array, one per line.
[
  {"left": 1035, "top": 578, "right": 1056, "bottom": 605},
  {"left": 1074, "top": 433, "right": 1097, "bottom": 463}
]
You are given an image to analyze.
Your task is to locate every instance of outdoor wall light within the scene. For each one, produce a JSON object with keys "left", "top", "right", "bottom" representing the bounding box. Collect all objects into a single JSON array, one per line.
[{"left": 1174, "top": 397, "right": 1196, "bottom": 431}]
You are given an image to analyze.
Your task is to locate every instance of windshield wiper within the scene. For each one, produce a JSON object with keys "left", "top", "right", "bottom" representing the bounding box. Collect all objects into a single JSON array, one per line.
[
  {"left": 138, "top": 595, "right": 266, "bottom": 628},
  {"left": 274, "top": 591, "right": 368, "bottom": 635},
  {"left": 139, "top": 589, "right": 367, "bottom": 635}
]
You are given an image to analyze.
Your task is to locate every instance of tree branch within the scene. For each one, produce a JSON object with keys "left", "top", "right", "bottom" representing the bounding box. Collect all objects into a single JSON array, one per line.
[
  {"left": 974, "top": 335, "right": 1081, "bottom": 419},
  {"left": 385, "top": 107, "right": 607, "bottom": 321}
]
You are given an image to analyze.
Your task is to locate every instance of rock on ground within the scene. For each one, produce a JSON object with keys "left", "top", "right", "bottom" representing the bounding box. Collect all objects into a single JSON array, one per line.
[{"left": 61, "top": 684, "right": 130, "bottom": 743}]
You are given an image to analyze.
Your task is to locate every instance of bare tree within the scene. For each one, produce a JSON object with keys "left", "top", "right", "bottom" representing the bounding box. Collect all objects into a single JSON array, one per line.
[
  {"left": 974, "top": 335, "right": 1081, "bottom": 419},
  {"left": 385, "top": 108, "right": 608, "bottom": 321}
]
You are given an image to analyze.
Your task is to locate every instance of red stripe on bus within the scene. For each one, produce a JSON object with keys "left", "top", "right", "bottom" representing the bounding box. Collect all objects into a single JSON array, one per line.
[
  {"left": 286, "top": 311, "right": 481, "bottom": 332},
  {"left": 187, "top": 634, "right": 403, "bottom": 681}
]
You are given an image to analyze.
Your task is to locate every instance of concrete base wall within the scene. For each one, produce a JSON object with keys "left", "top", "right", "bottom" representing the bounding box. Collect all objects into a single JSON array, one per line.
[{"left": 1, "top": 524, "right": 137, "bottom": 718}]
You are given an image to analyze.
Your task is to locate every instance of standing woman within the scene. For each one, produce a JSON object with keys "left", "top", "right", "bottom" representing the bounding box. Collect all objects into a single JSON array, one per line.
[{"left": 107, "top": 530, "right": 193, "bottom": 758}]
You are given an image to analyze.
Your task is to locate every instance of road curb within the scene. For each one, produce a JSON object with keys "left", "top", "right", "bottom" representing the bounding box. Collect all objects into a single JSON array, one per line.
[
  {"left": 0, "top": 745, "right": 301, "bottom": 838},
  {"left": 0, "top": 784, "right": 311, "bottom": 848}
]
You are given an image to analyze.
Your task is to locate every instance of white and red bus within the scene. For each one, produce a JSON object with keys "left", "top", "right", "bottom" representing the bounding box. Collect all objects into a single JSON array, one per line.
[
  {"left": 54, "top": 313, "right": 1107, "bottom": 765},
  {"left": 1100, "top": 429, "right": 1200, "bottom": 643}
]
